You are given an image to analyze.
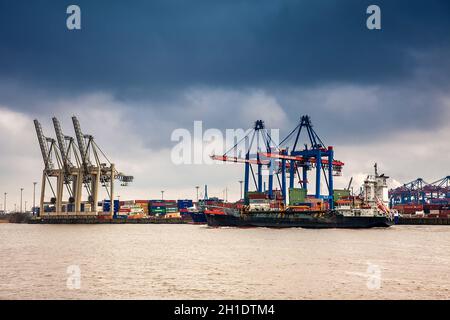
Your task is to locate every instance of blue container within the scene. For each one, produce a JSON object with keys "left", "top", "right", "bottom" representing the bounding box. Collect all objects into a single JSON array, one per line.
[
  {"left": 177, "top": 199, "right": 193, "bottom": 209},
  {"left": 103, "top": 200, "right": 120, "bottom": 213}
]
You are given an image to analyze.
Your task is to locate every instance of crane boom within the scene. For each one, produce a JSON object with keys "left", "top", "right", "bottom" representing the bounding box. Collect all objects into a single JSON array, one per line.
[
  {"left": 34, "top": 119, "right": 54, "bottom": 170},
  {"left": 211, "top": 155, "right": 270, "bottom": 165},
  {"left": 72, "top": 116, "right": 90, "bottom": 173},
  {"left": 347, "top": 177, "right": 353, "bottom": 190},
  {"left": 52, "top": 117, "right": 73, "bottom": 173},
  {"left": 260, "top": 152, "right": 344, "bottom": 167}
]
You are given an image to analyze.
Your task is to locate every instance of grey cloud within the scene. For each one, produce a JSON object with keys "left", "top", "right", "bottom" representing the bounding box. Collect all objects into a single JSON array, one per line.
[{"left": 0, "top": 0, "right": 449, "bottom": 100}]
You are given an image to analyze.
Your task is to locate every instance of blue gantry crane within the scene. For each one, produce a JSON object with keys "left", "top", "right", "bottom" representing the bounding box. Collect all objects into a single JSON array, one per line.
[
  {"left": 211, "top": 115, "right": 344, "bottom": 208},
  {"left": 211, "top": 120, "right": 283, "bottom": 202},
  {"left": 389, "top": 176, "right": 450, "bottom": 206},
  {"left": 264, "top": 115, "right": 344, "bottom": 209}
]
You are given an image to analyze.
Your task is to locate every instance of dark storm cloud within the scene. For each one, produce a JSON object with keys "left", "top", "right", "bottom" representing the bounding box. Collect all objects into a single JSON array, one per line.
[
  {"left": 0, "top": 0, "right": 449, "bottom": 100},
  {"left": 0, "top": 0, "right": 450, "bottom": 149}
]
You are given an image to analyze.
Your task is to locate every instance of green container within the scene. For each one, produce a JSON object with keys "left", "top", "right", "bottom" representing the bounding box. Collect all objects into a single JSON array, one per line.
[
  {"left": 333, "top": 189, "right": 351, "bottom": 201},
  {"left": 289, "top": 188, "right": 306, "bottom": 205},
  {"left": 151, "top": 209, "right": 166, "bottom": 213}
]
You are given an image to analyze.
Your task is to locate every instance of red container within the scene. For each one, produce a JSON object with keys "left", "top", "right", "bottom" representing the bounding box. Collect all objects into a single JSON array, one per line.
[
  {"left": 150, "top": 202, "right": 166, "bottom": 206},
  {"left": 248, "top": 194, "right": 267, "bottom": 200},
  {"left": 424, "top": 204, "right": 442, "bottom": 210},
  {"left": 135, "top": 200, "right": 149, "bottom": 204}
]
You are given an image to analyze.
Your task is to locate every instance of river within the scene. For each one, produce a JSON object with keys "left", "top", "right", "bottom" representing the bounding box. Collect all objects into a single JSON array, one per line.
[{"left": 0, "top": 224, "right": 449, "bottom": 299}]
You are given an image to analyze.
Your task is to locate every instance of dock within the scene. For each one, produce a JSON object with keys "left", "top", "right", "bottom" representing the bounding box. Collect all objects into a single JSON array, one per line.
[
  {"left": 398, "top": 217, "right": 450, "bottom": 225},
  {"left": 28, "top": 216, "right": 191, "bottom": 224}
]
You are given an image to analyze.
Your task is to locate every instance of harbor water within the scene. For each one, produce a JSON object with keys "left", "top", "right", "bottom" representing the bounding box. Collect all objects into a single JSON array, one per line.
[{"left": 1, "top": 224, "right": 449, "bottom": 299}]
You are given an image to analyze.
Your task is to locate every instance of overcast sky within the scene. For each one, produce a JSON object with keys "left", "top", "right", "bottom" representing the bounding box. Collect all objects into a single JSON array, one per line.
[{"left": 1, "top": 0, "right": 450, "bottom": 209}]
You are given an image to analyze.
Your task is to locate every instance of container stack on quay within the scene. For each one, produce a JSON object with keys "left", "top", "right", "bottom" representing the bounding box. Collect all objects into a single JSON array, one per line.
[
  {"left": 164, "top": 200, "right": 180, "bottom": 218},
  {"left": 149, "top": 200, "right": 167, "bottom": 216},
  {"left": 102, "top": 200, "right": 120, "bottom": 214},
  {"left": 394, "top": 203, "right": 450, "bottom": 218},
  {"left": 134, "top": 200, "right": 149, "bottom": 215}
]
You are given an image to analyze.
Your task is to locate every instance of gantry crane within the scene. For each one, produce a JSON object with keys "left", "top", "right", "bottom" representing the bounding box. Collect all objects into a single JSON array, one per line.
[
  {"left": 72, "top": 115, "right": 133, "bottom": 212},
  {"left": 389, "top": 176, "right": 450, "bottom": 206},
  {"left": 263, "top": 115, "right": 344, "bottom": 209},
  {"left": 210, "top": 115, "right": 344, "bottom": 208},
  {"left": 52, "top": 117, "right": 84, "bottom": 212},
  {"left": 34, "top": 116, "right": 133, "bottom": 215},
  {"left": 34, "top": 119, "right": 64, "bottom": 213},
  {"left": 211, "top": 120, "right": 285, "bottom": 203}
]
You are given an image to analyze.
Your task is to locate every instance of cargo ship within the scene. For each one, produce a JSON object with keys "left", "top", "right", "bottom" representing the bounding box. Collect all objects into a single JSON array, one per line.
[
  {"left": 205, "top": 167, "right": 394, "bottom": 229},
  {"left": 205, "top": 208, "right": 392, "bottom": 229},
  {"left": 191, "top": 195, "right": 226, "bottom": 224}
]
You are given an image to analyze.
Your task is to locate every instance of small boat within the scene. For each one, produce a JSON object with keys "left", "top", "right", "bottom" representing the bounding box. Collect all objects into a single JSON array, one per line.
[{"left": 187, "top": 206, "right": 207, "bottom": 224}]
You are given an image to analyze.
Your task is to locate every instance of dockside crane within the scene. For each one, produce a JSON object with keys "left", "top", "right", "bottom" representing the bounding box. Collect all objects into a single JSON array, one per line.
[
  {"left": 264, "top": 115, "right": 344, "bottom": 209},
  {"left": 71, "top": 115, "right": 134, "bottom": 213},
  {"left": 390, "top": 175, "right": 450, "bottom": 207},
  {"left": 34, "top": 119, "right": 63, "bottom": 214},
  {"left": 429, "top": 176, "right": 450, "bottom": 198},
  {"left": 52, "top": 117, "right": 84, "bottom": 212},
  {"left": 34, "top": 116, "right": 134, "bottom": 215},
  {"left": 389, "top": 178, "right": 429, "bottom": 205},
  {"left": 72, "top": 115, "right": 100, "bottom": 211},
  {"left": 211, "top": 120, "right": 285, "bottom": 203},
  {"left": 210, "top": 116, "right": 344, "bottom": 207}
]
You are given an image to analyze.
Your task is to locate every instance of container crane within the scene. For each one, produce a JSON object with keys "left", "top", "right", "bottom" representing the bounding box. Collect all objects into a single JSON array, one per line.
[
  {"left": 34, "top": 116, "right": 134, "bottom": 215},
  {"left": 264, "top": 115, "right": 344, "bottom": 209},
  {"left": 71, "top": 115, "right": 134, "bottom": 213},
  {"left": 389, "top": 178, "right": 429, "bottom": 205},
  {"left": 34, "top": 119, "right": 64, "bottom": 214},
  {"left": 210, "top": 120, "right": 284, "bottom": 203},
  {"left": 52, "top": 117, "right": 84, "bottom": 212}
]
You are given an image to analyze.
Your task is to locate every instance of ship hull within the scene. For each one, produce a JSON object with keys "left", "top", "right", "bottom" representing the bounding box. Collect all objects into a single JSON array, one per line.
[{"left": 206, "top": 211, "right": 393, "bottom": 229}]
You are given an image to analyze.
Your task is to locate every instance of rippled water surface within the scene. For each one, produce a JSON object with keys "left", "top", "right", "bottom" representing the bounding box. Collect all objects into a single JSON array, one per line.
[{"left": 1, "top": 224, "right": 449, "bottom": 299}]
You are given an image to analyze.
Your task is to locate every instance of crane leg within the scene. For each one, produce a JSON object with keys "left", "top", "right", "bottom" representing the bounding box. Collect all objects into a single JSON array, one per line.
[{"left": 40, "top": 172, "right": 46, "bottom": 216}]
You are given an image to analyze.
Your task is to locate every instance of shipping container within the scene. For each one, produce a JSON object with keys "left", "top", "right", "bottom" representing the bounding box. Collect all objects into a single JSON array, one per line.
[
  {"left": 150, "top": 201, "right": 166, "bottom": 207},
  {"left": 103, "top": 199, "right": 120, "bottom": 213},
  {"left": 135, "top": 200, "right": 148, "bottom": 204},
  {"left": 165, "top": 212, "right": 181, "bottom": 219},
  {"left": 289, "top": 188, "right": 307, "bottom": 205},
  {"left": 177, "top": 199, "right": 193, "bottom": 209},
  {"left": 333, "top": 189, "right": 351, "bottom": 201},
  {"left": 247, "top": 192, "right": 267, "bottom": 199}
]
